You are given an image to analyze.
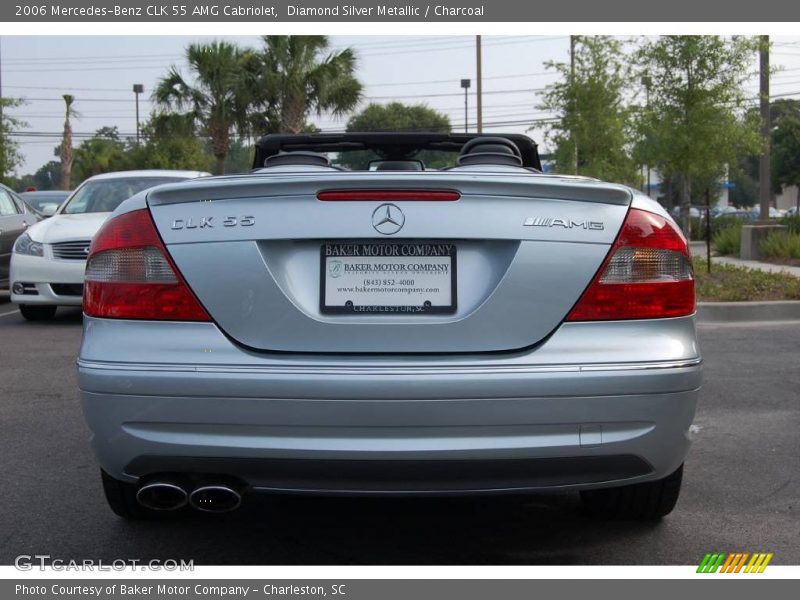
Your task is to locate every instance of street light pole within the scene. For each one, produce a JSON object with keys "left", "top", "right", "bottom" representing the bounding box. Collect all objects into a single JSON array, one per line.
[
  {"left": 476, "top": 36, "right": 483, "bottom": 133},
  {"left": 132, "top": 83, "right": 144, "bottom": 146},
  {"left": 1, "top": 36, "right": 4, "bottom": 183},
  {"left": 460, "top": 79, "right": 471, "bottom": 133}
]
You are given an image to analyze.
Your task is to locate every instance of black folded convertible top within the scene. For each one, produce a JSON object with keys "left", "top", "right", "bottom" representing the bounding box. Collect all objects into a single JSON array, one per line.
[{"left": 253, "top": 132, "right": 542, "bottom": 171}]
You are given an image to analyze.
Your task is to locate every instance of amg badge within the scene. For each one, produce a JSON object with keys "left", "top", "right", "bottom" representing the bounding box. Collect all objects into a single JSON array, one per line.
[{"left": 523, "top": 217, "right": 604, "bottom": 230}]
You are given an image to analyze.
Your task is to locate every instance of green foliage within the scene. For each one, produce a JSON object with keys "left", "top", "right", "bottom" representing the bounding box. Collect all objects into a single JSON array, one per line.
[
  {"left": 539, "top": 36, "right": 639, "bottom": 184},
  {"left": 154, "top": 41, "right": 252, "bottom": 174},
  {"left": 222, "top": 139, "right": 254, "bottom": 173},
  {"left": 759, "top": 232, "right": 800, "bottom": 260},
  {"left": 0, "top": 97, "right": 27, "bottom": 185},
  {"left": 245, "top": 35, "right": 363, "bottom": 135},
  {"left": 771, "top": 99, "right": 800, "bottom": 200},
  {"left": 5, "top": 160, "right": 62, "bottom": 192},
  {"left": 780, "top": 214, "right": 800, "bottom": 234},
  {"left": 72, "top": 127, "right": 128, "bottom": 183},
  {"left": 635, "top": 36, "right": 761, "bottom": 230},
  {"left": 340, "top": 102, "right": 452, "bottom": 170},
  {"left": 712, "top": 219, "right": 744, "bottom": 255},
  {"left": 693, "top": 258, "right": 800, "bottom": 301},
  {"left": 127, "top": 113, "right": 211, "bottom": 172},
  {"left": 33, "top": 161, "right": 63, "bottom": 190},
  {"left": 728, "top": 154, "right": 759, "bottom": 208}
]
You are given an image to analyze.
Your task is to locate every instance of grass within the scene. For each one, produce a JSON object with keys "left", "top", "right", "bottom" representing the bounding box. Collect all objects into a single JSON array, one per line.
[{"left": 693, "top": 258, "right": 800, "bottom": 301}]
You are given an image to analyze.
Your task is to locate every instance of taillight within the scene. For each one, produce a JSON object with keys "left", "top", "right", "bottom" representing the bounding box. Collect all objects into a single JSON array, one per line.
[
  {"left": 84, "top": 209, "right": 210, "bottom": 321},
  {"left": 567, "top": 208, "right": 695, "bottom": 321}
]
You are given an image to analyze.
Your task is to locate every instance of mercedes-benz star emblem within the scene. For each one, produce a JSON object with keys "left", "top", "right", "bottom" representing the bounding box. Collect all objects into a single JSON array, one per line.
[{"left": 371, "top": 203, "right": 405, "bottom": 235}]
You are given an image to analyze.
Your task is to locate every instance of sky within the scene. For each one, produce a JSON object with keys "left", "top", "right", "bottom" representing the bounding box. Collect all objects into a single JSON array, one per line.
[{"left": 2, "top": 34, "right": 800, "bottom": 175}]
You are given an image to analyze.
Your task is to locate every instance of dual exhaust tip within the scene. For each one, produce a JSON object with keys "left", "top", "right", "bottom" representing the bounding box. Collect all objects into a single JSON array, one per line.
[{"left": 136, "top": 481, "right": 242, "bottom": 513}]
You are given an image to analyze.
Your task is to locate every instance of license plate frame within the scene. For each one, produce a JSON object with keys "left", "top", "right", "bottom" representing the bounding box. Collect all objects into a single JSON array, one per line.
[{"left": 319, "top": 242, "right": 458, "bottom": 315}]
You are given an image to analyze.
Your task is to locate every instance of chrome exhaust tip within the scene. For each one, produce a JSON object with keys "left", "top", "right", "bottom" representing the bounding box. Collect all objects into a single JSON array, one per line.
[
  {"left": 136, "top": 482, "right": 188, "bottom": 511},
  {"left": 189, "top": 485, "right": 242, "bottom": 513}
]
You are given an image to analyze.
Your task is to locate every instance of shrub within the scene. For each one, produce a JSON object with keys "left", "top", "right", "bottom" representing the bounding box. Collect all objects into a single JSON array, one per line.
[
  {"left": 712, "top": 220, "right": 743, "bottom": 256},
  {"left": 780, "top": 214, "right": 800, "bottom": 235},
  {"left": 759, "top": 231, "right": 800, "bottom": 260}
]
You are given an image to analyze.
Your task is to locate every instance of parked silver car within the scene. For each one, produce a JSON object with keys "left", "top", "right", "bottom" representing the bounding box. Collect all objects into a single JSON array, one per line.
[{"left": 78, "top": 134, "right": 701, "bottom": 520}]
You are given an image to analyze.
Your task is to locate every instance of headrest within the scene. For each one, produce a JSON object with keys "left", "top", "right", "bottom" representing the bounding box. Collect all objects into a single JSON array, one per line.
[
  {"left": 264, "top": 151, "right": 331, "bottom": 168},
  {"left": 457, "top": 137, "right": 523, "bottom": 167},
  {"left": 374, "top": 160, "right": 424, "bottom": 171}
]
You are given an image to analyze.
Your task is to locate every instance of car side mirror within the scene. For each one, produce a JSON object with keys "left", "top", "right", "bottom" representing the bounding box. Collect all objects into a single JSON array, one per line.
[{"left": 41, "top": 205, "right": 58, "bottom": 217}]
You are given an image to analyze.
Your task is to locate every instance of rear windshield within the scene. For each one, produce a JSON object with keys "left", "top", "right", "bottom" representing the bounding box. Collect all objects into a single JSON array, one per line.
[
  {"left": 21, "top": 192, "right": 70, "bottom": 211},
  {"left": 62, "top": 177, "right": 186, "bottom": 214}
]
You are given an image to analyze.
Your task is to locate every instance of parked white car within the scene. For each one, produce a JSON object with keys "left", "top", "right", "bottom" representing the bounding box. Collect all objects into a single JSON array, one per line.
[{"left": 10, "top": 170, "right": 208, "bottom": 320}]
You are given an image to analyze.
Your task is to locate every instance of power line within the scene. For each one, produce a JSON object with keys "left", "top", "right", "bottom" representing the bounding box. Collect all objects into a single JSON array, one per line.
[
  {"left": 3, "top": 64, "right": 183, "bottom": 74},
  {"left": 2, "top": 85, "right": 135, "bottom": 92},
  {"left": 365, "top": 70, "right": 558, "bottom": 89},
  {"left": 11, "top": 97, "right": 154, "bottom": 103},
  {"left": 364, "top": 86, "right": 547, "bottom": 101},
  {"left": 355, "top": 37, "right": 567, "bottom": 58},
  {"left": 1, "top": 52, "right": 181, "bottom": 64},
  {"left": 0, "top": 36, "right": 564, "bottom": 68},
  {"left": 333, "top": 35, "right": 565, "bottom": 54}
]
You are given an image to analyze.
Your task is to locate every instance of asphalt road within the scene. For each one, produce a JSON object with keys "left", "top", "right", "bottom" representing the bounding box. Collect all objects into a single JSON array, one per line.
[{"left": 0, "top": 295, "right": 798, "bottom": 566}]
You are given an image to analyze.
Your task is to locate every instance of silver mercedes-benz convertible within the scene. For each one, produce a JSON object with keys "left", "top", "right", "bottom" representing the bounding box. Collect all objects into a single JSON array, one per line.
[{"left": 77, "top": 133, "right": 701, "bottom": 520}]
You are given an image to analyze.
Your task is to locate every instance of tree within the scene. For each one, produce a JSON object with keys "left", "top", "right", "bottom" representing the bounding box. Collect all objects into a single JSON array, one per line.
[
  {"left": 222, "top": 139, "right": 254, "bottom": 173},
  {"left": 538, "top": 36, "right": 639, "bottom": 185},
  {"left": 0, "top": 97, "right": 27, "bottom": 186},
  {"left": 246, "top": 36, "right": 362, "bottom": 134},
  {"left": 154, "top": 41, "right": 251, "bottom": 175},
  {"left": 33, "top": 160, "right": 62, "bottom": 191},
  {"left": 72, "top": 127, "right": 127, "bottom": 182},
  {"left": 771, "top": 99, "right": 800, "bottom": 211},
  {"left": 127, "top": 113, "right": 212, "bottom": 172},
  {"left": 728, "top": 154, "right": 759, "bottom": 208},
  {"left": 59, "top": 95, "right": 76, "bottom": 190},
  {"left": 339, "top": 102, "right": 452, "bottom": 170},
  {"left": 636, "top": 36, "right": 760, "bottom": 232}
]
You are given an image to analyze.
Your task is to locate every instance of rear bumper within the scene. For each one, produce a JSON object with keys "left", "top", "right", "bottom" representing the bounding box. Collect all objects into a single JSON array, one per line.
[{"left": 78, "top": 317, "right": 701, "bottom": 495}]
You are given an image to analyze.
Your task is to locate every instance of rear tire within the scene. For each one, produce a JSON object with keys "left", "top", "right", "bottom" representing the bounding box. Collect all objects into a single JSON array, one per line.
[
  {"left": 100, "top": 470, "right": 184, "bottom": 521},
  {"left": 19, "top": 304, "right": 57, "bottom": 321},
  {"left": 580, "top": 464, "right": 683, "bottom": 520}
]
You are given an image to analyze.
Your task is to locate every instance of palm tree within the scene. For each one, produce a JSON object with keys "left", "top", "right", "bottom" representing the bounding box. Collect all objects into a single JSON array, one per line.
[
  {"left": 154, "top": 41, "right": 250, "bottom": 174},
  {"left": 59, "top": 94, "right": 75, "bottom": 190},
  {"left": 247, "top": 36, "right": 363, "bottom": 134}
]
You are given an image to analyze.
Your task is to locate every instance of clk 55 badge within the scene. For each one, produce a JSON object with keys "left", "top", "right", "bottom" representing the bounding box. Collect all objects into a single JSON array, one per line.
[{"left": 171, "top": 216, "right": 255, "bottom": 230}]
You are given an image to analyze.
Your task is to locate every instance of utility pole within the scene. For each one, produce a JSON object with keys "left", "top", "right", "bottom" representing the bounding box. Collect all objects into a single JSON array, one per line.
[
  {"left": 758, "top": 35, "right": 771, "bottom": 223},
  {"left": 0, "top": 36, "right": 4, "bottom": 183},
  {"left": 741, "top": 35, "right": 778, "bottom": 260},
  {"left": 476, "top": 35, "right": 483, "bottom": 133},
  {"left": 570, "top": 35, "right": 578, "bottom": 174},
  {"left": 133, "top": 84, "right": 144, "bottom": 146},
  {"left": 460, "top": 79, "right": 471, "bottom": 133}
]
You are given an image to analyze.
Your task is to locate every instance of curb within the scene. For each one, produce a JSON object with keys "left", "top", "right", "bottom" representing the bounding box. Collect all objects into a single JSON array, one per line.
[{"left": 697, "top": 301, "right": 800, "bottom": 322}]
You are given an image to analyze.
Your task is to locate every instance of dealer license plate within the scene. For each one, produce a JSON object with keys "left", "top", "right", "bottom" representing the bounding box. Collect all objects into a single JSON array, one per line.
[{"left": 320, "top": 242, "right": 457, "bottom": 314}]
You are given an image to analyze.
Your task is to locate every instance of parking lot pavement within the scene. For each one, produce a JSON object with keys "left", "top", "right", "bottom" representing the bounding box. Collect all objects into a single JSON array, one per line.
[{"left": 0, "top": 296, "right": 798, "bottom": 566}]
